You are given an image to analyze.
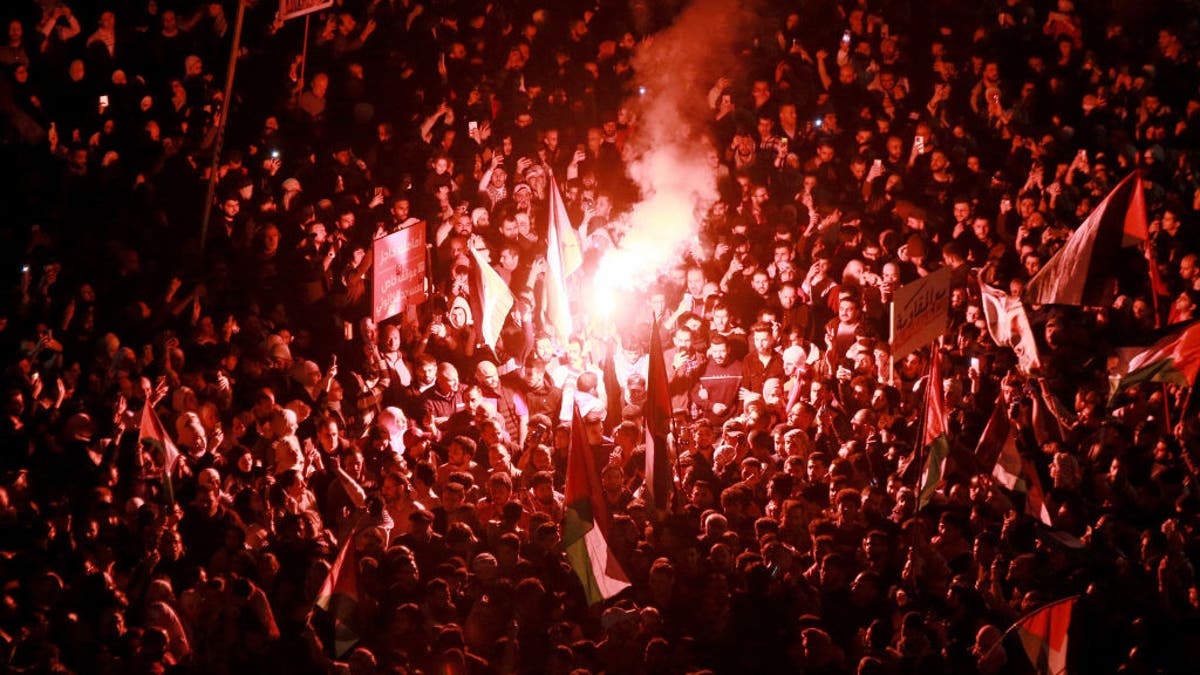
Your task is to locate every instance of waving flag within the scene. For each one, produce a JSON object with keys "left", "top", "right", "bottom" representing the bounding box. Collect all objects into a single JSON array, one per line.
[
  {"left": 468, "top": 246, "right": 514, "bottom": 349},
  {"left": 1023, "top": 171, "right": 1160, "bottom": 307},
  {"left": 974, "top": 392, "right": 1012, "bottom": 471},
  {"left": 991, "top": 426, "right": 1053, "bottom": 526},
  {"left": 545, "top": 175, "right": 583, "bottom": 339},
  {"left": 315, "top": 532, "right": 361, "bottom": 657},
  {"left": 563, "top": 405, "right": 631, "bottom": 605},
  {"left": 1011, "top": 596, "right": 1078, "bottom": 674},
  {"left": 979, "top": 281, "right": 1041, "bottom": 373},
  {"left": 917, "top": 350, "right": 950, "bottom": 510},
  {"left": 140, "top": 402, "right": 181, "bottom": 504},
  {"left": 1111, "top": 321, "right": 1200, "bottom": 396},
  {"left": 601, "top": 343, "right": 624, "bottom": 435},
  {"left": 644, "top": 315, "right": 673, "bottom": 513}
]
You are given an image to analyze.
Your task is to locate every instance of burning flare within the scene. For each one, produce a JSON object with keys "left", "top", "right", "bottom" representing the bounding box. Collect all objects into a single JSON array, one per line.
[{"left": 589, "top": 0, "right": 749, "bottom": 324}]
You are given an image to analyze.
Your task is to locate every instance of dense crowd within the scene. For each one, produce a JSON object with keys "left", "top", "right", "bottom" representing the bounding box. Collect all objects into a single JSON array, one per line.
[{"left": 3, "top": 0, "right": 1200, "bottom": 673}]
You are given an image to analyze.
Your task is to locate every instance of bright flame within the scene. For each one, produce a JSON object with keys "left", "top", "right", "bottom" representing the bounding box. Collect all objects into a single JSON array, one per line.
[
  {"left": 586, "top": 0, "right": 747, "bottom": 325},
  {"left": 591, "top": 175, "right": 712, "bottom": 317},
  {"left": 590, "top": 279, "right": 619, "bottom": 322}
]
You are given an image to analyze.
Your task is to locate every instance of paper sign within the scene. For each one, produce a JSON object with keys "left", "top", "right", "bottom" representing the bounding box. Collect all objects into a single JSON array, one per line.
[
  {"left": 279, "top": 0, "right": 334, "bottom": 22},
  {"left": 373, "top": 226, "right": 427, "bottom": 323},
  {"left": 891, "top": 267, "right": 952, "bottom": 360}
]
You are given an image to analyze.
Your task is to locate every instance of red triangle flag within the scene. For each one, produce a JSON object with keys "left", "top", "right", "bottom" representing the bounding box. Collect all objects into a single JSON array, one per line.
[
  {"left": 139, "top": 402, "right": 181, "bottom": 503},
  {"left": 1024, "top": 171, "right": 1155, "bottom": 308},
  {"left": 975, "top": 393, "right": 1011, "bottom": 470},
  {"left": 316, "top": 534, "right": 360, "bottom": 657},
  {"left": 563, "top": 405, "right": 631, "bottom": 605},
  {"left": 1014, "top": 596, "right": 1077, "bottom": 674},
  {"left": 917, "top": 350, "right": 951, "bottom": 510}
]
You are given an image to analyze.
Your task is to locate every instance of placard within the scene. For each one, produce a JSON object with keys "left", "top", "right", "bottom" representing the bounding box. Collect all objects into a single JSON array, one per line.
[
  {"left": 279, "top": 0, "right": 334, "bottom": 22},
  {"left": 891, "top": 267, "right": 952, "bottom": 360},
  {"left": 373, "top": 226, "right": 427, "bottom": 323}
]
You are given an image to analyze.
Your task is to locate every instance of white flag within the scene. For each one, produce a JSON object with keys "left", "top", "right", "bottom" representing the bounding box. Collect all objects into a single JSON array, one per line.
[{"left": 979, "top": 280, "right": 1041, "bottom": 373}]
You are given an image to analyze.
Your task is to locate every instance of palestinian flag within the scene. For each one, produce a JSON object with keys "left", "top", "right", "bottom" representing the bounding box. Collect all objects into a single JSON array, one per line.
[
  {"left": 1111, "top": 321, "right": 1200, "bottom": 396},
  {"left": 991, "top": 422, "right": 1053, "bottom": 526},
  {"left": 139, "top": 402, "right": 181, "bottom": 504},
  {"left": 468, "top": 245, "right": 514, "bottom": 349},
  {"left": 601, "top": 343, "right": 624, "bottom": 435},
  {"left": 545, "top": 174, "right": 583, "bottom": 339},
  {"left": 563, "top": 404, "right": 631, "bottom": 605},
  {"left": 974, "top": 392, "right": 1011, "bottom": 471},
  {"left": 1011, "top": 596, "right": 1078, "bottom": 674},
  {"left": 1024, "top": 171, "right": 1163, "bottom": 307},
  {"left": 917, "top": 350, "right": 951, "bottom": 510},
  {"left": 316, "top": 532, "right": 361, "bottom": 657},
  {"left": 644, "top": 314, "right": 673, "bottom": 513}
]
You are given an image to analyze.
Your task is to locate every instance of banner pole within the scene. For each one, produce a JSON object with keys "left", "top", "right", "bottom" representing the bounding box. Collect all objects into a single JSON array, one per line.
[
  {"left": 888, "top": 301, "right": 896, "bottom": 385},
  {"left": 297, "top": 14, "right": 311, "bottom": 107},
  {"left": 199, "top": 0, "right": 248, "bottom": 253},
  {"left": 1161, "top": 382, "right": 1173, "bottom": 430}
]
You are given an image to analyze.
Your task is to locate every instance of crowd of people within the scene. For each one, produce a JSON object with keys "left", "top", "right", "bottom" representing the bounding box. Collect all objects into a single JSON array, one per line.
[{"left": 3, "top": 0, "right": 1200, "bottom": 672}]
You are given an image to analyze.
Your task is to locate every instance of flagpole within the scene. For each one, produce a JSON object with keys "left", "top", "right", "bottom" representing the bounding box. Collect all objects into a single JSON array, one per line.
[
  {"left": 199, "top": 0, "right": 248, "bottom": 253},
  {"left": 1161, "top": 382, "right": 1173, "bottom": 430},
  {"left": 888, "top": 302, "right": 897, "bottom": 384},
  {"left": 666, "top": 416, "right": 685, "bottom": 516},
  {"left": 651, "top": 311, "right": 684, "bottom": 517},
  {"left": 979, "top": 594, "right": 1081, "bottom": 662},
  {"left": 1137, "top": 168, "right": 1165, "bottom": 329},
  {"left": 662, "top": 319, "right": 686, "bottom": 517},
  {"left": 296, "top": 14, "right": 311, "bottom": 109},
  {"left": 912, "top": 346, "right": 932, "bottom": 494},
  {"left": 1144, "top": 176, "right": 1171, "bottom": 426}
]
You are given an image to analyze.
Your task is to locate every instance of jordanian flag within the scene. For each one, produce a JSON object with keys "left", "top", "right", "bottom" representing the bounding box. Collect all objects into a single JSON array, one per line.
[
  {"left": 917, "top": 350, "right": 950, "bottom": 510},
  {"left": 644, "top": 315, "right": 673, "bottom": 513},
  {"left": 139, "top": 402, "right": 181, "bottom": 504},
  {"left": 1011, "top": 596, "right": 1078, "bottom": 674},
  {"left": 1111, "top": 321, "right": 1200, "bottom": 396},
  {"left": 1024, "top": 171, "right": 1163, "bottom": 307},
  {"left": 316, "top": 532, "right": 361, "bottom": 657},
  {"left": 563, "top": 404, "right": 631, "bottom": 605}
]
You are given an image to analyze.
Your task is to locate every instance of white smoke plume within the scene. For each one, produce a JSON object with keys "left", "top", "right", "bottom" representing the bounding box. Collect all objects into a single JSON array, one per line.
[{"left": 591, "top": 0, "right": 755, "bottom": 319}]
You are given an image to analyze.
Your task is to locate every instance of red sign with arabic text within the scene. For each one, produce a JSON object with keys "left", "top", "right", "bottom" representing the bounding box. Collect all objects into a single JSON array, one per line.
[{"left": 372, "top": 226, "right": 427, "bottom": 323}]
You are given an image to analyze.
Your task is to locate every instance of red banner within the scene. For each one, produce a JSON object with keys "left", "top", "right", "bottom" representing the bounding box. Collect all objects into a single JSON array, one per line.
[{"left": 373, "top": 226, "right": 427, "bottom": 323}]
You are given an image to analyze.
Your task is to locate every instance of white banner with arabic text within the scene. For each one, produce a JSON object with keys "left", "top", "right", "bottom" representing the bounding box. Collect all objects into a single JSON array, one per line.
[
  {"left": 890, "top": 267, "right": 952, "bottom": 360},
  {"left": 279, "top": 0, "right": 334, "bottom": 22}
]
